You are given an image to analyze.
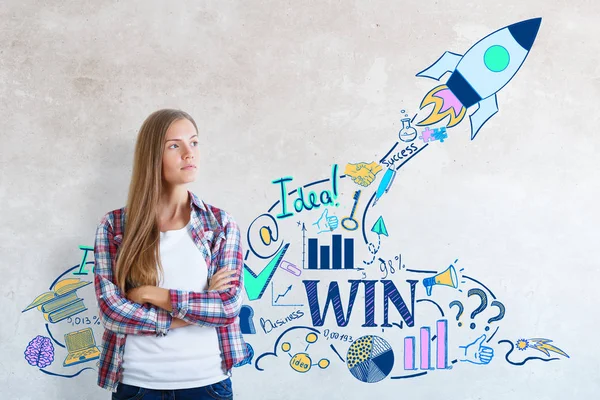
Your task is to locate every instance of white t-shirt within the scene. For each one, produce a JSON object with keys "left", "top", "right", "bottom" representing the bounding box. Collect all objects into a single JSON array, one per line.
[{"left": 121, "top": 222, "right": 229, "bottom": 390}]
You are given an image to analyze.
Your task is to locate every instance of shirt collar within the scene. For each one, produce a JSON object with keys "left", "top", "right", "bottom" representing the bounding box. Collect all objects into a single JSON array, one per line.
[{"left": 187, "top": 189, "right": 206, "bottom": 212}]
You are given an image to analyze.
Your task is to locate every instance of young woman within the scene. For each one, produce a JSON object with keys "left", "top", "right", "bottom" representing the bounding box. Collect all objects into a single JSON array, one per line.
[{"left": 93, "top": 109, "right": 251, "bottom": 400}]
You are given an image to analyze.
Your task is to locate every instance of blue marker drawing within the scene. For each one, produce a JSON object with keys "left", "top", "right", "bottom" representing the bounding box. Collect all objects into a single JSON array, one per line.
[
  {"left": 372, "top": 168, "right": 396, "bottom": 206},
  {"left": 271, "top": 282, "right": 303, "bottom": 307}
]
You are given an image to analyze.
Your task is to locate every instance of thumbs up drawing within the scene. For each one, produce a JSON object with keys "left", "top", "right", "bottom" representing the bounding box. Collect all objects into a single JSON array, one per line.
[
  {"left": 312, "top": 208, "right": 339, "bottom": 234},
  {"left": 459, "top": 334, "right": 494, "bottom": 365}
]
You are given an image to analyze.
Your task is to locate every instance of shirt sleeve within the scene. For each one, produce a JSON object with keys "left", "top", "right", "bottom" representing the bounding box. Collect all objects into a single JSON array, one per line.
[
  {"left": 93, "top": 213, "right": 172, "bottom": 336},
  {"left": 168, "top": 215, "right": 244, "bottom": 327}
]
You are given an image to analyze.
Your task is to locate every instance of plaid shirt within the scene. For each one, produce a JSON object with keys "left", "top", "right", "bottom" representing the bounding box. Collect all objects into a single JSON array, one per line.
[{"left": 93, "top": 190, "right": 251, "bottom": 392}]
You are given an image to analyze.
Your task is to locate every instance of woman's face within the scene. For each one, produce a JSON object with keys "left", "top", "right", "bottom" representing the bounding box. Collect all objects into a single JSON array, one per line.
[{"left": 162, "top": 118, "right": 200, "bottom": 185}]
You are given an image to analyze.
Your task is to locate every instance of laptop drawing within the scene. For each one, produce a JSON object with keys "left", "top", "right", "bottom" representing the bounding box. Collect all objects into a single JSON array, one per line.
[{"left": 63, "top": 328, "right": 101, "bottom": 367}]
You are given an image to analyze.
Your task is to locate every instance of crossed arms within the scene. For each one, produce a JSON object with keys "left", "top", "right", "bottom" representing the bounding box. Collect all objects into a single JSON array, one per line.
[{"left": 93, "top": 213, "right": 244, "bottom": 336}]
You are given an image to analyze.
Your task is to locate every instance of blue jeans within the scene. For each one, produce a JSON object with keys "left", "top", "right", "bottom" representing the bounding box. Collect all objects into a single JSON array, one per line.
[{"left": 111, "top": 378, "right": 233, "bottom": 400}]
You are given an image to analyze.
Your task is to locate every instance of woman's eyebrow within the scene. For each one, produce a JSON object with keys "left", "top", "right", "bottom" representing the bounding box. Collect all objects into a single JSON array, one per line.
[{"left": 166, "top": 134, "right": 198, "bottom": 142}]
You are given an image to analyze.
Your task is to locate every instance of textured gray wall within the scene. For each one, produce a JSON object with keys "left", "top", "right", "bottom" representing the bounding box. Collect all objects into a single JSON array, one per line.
[{"left": 1, "top": 1, "right": 598, "bottom": 399}]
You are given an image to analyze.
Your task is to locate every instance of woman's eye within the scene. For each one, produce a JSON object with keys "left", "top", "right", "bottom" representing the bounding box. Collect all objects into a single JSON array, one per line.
[{"left": 168, "top": 141, "right": 197, "bottom": 149}]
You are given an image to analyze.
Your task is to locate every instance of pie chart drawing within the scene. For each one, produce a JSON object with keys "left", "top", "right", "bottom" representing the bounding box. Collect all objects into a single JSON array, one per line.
[{"left": 346, "top": 335, "right": 394, "bottom": 383}]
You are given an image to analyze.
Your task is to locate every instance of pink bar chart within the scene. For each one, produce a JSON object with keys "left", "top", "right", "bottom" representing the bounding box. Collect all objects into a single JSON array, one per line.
[
  {"left": 436, "top": 319, "right": 448, "bottom": 369},
  {"left": 403, "top": 319, "right": 449, "bottom": 371},
  {"left": 404, "top": 337, "right": 416, "bottom": 370},
  {"left": 420, "top": 327, "right": 432, "bottom": 370}
]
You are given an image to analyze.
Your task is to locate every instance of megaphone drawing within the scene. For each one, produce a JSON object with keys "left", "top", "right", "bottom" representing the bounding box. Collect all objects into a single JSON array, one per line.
[{"left": 423, "top": 265, "right": 459, "bottom": 296}]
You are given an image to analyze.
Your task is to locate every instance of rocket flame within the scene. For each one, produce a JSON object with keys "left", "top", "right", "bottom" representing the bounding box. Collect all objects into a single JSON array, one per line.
[
  {"left": 524, "top": 338, "right": 570, "bottom": 358},
  {"left": 417, "top": 84, "right": 467, "bottom": 128}
]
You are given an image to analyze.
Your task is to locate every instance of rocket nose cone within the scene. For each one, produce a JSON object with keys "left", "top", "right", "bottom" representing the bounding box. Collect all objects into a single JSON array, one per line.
[{"left": 508, "top": 17, "right": 542, "bottom": 51}]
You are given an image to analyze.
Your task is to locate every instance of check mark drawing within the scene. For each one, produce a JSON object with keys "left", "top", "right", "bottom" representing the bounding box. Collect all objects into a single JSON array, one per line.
[{"left": 243, "top": 243, "right": 290, "bottom": 301}]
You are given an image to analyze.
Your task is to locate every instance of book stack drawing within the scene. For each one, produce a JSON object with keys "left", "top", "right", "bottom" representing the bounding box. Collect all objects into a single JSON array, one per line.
[{"left": 22, "top": 278, "right": 91, "bottom": 323}]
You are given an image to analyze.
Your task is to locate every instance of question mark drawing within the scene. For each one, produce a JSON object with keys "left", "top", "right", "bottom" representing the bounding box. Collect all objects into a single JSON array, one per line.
[
  {"left": 486, "top": 300, "right": 506, "bottom": 331},
  {"left": 449, "top": 300, "right": 464, "bottom": 327},
  {"left": 467, "top": 288, "right": 488, "bottom": 330}
]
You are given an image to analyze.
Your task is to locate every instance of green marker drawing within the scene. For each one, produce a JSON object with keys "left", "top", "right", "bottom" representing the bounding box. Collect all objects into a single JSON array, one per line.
[
  {"left": 243, "top": 243, "right": 290, "bottom": 301},
  {"left": 74, "top": 246, "right": 94, "bottom": 275}
]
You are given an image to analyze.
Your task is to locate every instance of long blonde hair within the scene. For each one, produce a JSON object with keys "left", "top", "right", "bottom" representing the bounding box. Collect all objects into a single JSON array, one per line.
[{"left": 115, "top": 109, "right": 199, "bottom": 293}]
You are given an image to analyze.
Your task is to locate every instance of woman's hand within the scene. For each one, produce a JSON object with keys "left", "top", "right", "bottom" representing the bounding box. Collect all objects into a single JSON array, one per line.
[
  {"left": 127, "top": 287, "right": 189, "bottom": 329},
  {"left": 171, "top": 318, "right": 191, "bottom": 329},
  {"left": 126, "top": 286, "right": 150, "bottom": 304},
  {"left": 208, "top": 268, "right": 237, "bottom": 291}
]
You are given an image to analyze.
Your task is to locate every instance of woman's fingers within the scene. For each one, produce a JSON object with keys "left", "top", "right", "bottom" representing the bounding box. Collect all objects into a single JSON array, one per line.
[
  {"left": 208, "top": 283, "right": 234, "bottom": 291},
  {"left": 211, "top": 270, "right": 237, "bottom": 284},
  {"left": 214, "top": 268, "right": 235, "bottom": 278},
  {"left": 208, "top": 269, "right": 238, "bottom": 291},
  {"left": 210, "top": 274, "right": 235, "bottom": 285},
  {"left": 210, "top": 283, "right": 234, "bottom": 291},
  {"left": 210, "top": 276, "right": 236, "bottom": 286},
  {"left": 209, "top": 276, "right": 236, "bottom": 289}
]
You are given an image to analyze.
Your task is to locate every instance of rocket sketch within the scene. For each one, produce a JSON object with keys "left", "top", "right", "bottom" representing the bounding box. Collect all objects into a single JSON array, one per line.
[{"left": 416, "top": 18, "right": 542, "bottom": 140}]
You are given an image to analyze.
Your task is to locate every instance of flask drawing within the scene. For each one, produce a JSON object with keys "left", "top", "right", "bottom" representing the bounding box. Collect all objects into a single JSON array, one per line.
[{"left": 399, "top": 118, "right": 417, "bottom": 142}]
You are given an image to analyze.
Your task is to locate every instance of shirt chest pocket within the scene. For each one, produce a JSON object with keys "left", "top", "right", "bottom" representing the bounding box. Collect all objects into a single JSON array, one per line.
[
  {"left": 210, "top": 231, "right": 226, "bottom": 264},
  {"left": 205, "top": 229, "right": 226, "bottom": 267},
  {"left": 194, "top": 230, "right": 223, "bottom": 276}
]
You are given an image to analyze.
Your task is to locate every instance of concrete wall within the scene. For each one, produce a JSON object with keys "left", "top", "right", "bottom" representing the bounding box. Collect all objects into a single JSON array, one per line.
[{"left": 1, "top": 1, "right": 597, "bottom": 399}]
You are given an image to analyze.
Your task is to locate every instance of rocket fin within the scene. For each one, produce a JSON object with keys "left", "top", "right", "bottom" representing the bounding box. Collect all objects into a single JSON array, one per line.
[
  {"left": 469, "top": 94, "right": 498, "bottom": 140},
  {"left": 416, "top": 51, "right": 462, "bottom": 80}
]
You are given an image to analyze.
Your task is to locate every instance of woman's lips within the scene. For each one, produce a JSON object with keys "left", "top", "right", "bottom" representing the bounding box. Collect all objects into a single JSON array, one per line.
[{"left": 182, "top": 165, "right": 196, "bottom": 170}]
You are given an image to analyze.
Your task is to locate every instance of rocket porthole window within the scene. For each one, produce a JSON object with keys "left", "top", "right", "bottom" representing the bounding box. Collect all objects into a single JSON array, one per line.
[{"left": 484, "top": 45, "right": 510, "bottom": 72}]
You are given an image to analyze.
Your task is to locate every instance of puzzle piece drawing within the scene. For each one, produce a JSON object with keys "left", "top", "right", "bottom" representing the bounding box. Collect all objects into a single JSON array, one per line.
[
  {"left": 432, "top": 127, "right": 448, "bottom": 143},
  {"left": 419, "top": 127, "right": 448, "bottom": 143},
  {"left": 419, "top": 128, "right": 435, "bottom": 143}
]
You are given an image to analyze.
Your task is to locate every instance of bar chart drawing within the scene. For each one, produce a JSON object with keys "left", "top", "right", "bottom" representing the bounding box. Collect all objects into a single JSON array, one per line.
[
  {"left": 305, "top": 234, "right": 355, "bottom": 270},
  {"left": 404, "top": 319, "right": 449, "bottom": 371}
]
